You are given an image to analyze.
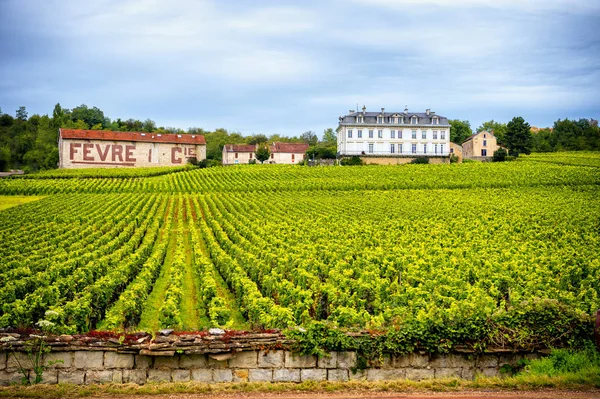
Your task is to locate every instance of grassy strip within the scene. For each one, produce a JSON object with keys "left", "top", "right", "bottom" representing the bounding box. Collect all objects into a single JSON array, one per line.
[
  {"left": 0, "top": 195, "right": 45, "bottom": 211},
  {"left": 180, "top": 202, "right": 201, "bottom": 330},
  {"left": 1, "top": 375, "right": 599, "bottom": 398}
]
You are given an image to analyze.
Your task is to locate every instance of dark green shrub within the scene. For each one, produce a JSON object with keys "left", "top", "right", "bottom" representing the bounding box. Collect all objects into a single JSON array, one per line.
[
  {"left": 493, "top": 148, "right": 508, "bottom": 162},
  {"left": 410, "top": 157, "right": 429, "bottom": 164}
]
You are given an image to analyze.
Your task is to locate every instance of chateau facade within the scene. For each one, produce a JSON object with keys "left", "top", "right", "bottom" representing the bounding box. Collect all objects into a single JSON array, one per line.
[{"left": 337, "top": 106, "right": 451, "bottom": 157}]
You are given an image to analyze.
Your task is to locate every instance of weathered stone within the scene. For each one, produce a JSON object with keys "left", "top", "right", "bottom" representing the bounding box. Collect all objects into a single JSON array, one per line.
[
  {"left": 258, "top": 350, "right": 284, "bottom": 368},
  {"left": 44, "top": 351, "right": 72, "bottom": 368},
  {"left": 449, "top": 354, "right": 472, "bottom": 368},
  {"left": 478, "top": 367, "right": 499, "bottom": 377},
  {"left": 208, "top": 357, "right": 228, "bottom": 368},
  {"left": 74, "top": 351, "right": 104, "bottom": 369},
  {"left": 208, "top": 352, "right": 233, "bottom": 361},
  {"left": 0, "top": 370, "right": 26, "bottom": 386},
  {"left": 229, "top": 351, "right": 257, "bottom": 368},
  {"left": 317, "top": 352, "right": 337, "bottom": 369},
  {"left": 41, "top": 369, "right": 58, "bottom": 384},
  {"left": 58, "top": 370, "right": 85, "bottom": 385},
  {"left": 348, "top": 369, "right": 366, "bottom": 380},
  {"left": 233, "top": 369, "right": 249, "bottom": 382},
  {"left": 154, "top": 356, "right": 179, "bottom": 369},
  {"left": 396, "top": 353, "right": 429, "bottom": 368},
  {"left": 273, "top": 368, "right": 300, "bottom": 382},
  {"left": 462, "top": 368, "right": 476, "bottom": 380},
  {"left": 213, "top": 369, "right": 233, "bottom": 382},
  {"left": 0, "top": 352, "right": 5, "bottom": 370},
  {"left": 155, "top": 335, "right": 178, "bottom": 344},
  {"left": 140, "top": 349, "right": 175, "bottom": 356},
  {"left": 301, "top": 368, "right": 327, "bottom": 381},
  {"left": 104, "top": 352, "right": 134, "bottom": 369},
  {"left": 172, "top": 370, "right": 190, "bottom": 382},
  {"left": 123, "top": 369, "right": 146, "bottom": 385},
  {"left": 85, "top": 370, "right": 113, "bottom": 384},
  {"left": 135, "top": 355, "right": 152, "bottom": 369},
  {"left": 328, "top": 369, "right": 349, "bottom": 381},
  {"left": 147, "top": 369, "right": 171, "bottom": 382},
  {"left": 435, "top": 368, "right": 462, "bottom": 379},
  {"left": 158, "top": 329, "right": 174, "bottom": 336},
  {"left": 406, "top": 368, "right": 434, "bottom": 381},
  {"left": 477, "top": 355, "right": 498, "bottom": 368},
  {"left": 111, "top": 370, "right": 123, "bottom": 383},
  {"left": 191, "top": 369, "right": 213, "bottom": 382},
  {"left": 209, "top": 328, "right": 225, "bottom": 335},
  {"left": 6, "top": 352, "right": 31, "bottom": 371},
  {"left": 179, "top": 354, "right": 207, "bottom": 369},
  {"left": 367, "top": 369, "right": 405, "bottom": 381},
  {"left": 337, "top": 351, "right": 357, "bottom": 369},
  {"left": 380, "top": 354, "right": 393, "bottom": 369},
  {"left": 285, "top": 352, "right": 316, "bottom": 368},
  {"left": 249, "top": 368, "right": 272, "bottom": 382}
]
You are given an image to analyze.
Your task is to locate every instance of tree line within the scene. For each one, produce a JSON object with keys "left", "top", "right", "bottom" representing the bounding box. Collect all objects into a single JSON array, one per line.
[{"left": 0, "top": 104, "right": 336, "bottom": 172}]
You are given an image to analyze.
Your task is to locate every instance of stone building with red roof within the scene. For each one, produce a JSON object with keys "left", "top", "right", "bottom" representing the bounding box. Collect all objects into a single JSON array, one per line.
[
  {"left": 58, "top": 129, "right": 206, "bottom": 168},
  {"left": 268, "top": 142, "right": 309, "bottom": 164}
]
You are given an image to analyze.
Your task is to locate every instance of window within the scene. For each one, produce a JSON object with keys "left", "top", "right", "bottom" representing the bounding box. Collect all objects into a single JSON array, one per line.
[
  {"left": 358, "top": 130, "right": 363, "bottom": 138},
  {"left": 422, "top": 130, "right": 427, "bottom": 139},
  {"left": 434, "top": 144, "right": 438, "bottom": 154},
  {"left": 357, "top": 116, "right": 363, "bottom": 123},
  {"left": 348, "top": 130, "right": 353, "bottom": 138},
  {"left": 412, "top": 116, "right": 417, "bottom": 124},
  {"left": 377, "top": 116, "right": 383, "bottom": 123},
  {"left": 271, "top": 153, "right": 274, "bottom": 159},
  {"left": 440, "top": 131, "right": 446, "bottom": 140},
  {"left": 378, "top": 130, "right": 383, "bottom": 138},
  {"left": 440, "top": 144, "right": 444, "bottom": 154},
  {"left": 398, "top": 130, "right": 403, "bottom": 139},
  {"left": 433, "top": 130, "right": 438, "bottom": 139},
  {"left": 423, "top": 144, "right": 427, "bottom": 153},
  {"left": 433, "top": 117, "right": 439, "bottom": 125},
  {"left": 234, "top": 159, "right": 239, "bottom": 164},
  {"left": 250, "top": 152, "right": 253, "bottom": 159},
  {"left": 390, "top": 143, "right": 395, "bottom": 154},
  {"left": 412, "top": 130, "right": 417, "bottom": 139},
  {"left": 484, "top": 133, "right": 487, "bottom": 138},
  {"left": 292, "top": 154, "right": 295, "bottom": 162},
  {"left": 411, "top": 144, "right": 417, "bottom": 154},
  {"left": 399, "top": 144, "right": 403, "bottom": 153},
  {"left": 483, "top": 140, "right": 487, "bottom": 147},
  {"left": 389, "top": 116, "right": 394, "bottom": 123},
  {"left": 235, "top": 152, "right": 238, "bottom": 159},
  {"left": 368, "top": 143, "right": 374, "bottom": 153},
  {"left": 482, "top": 149, "right": 487, "bottom": 156},
  {"left": 369, "top": 130, "right": 374, "bottom": 138}
]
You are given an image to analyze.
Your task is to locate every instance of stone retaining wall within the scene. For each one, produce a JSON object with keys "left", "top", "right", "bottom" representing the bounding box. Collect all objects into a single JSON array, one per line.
[{"left": 0, "top": 349, "right": 542, "bottom": 386}]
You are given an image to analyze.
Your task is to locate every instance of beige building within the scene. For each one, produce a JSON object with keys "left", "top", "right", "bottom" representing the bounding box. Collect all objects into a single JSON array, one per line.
[
  {"left": 222, "top": 144, "right": 257, "bottom": 165},
  {"left": 58, "top": 129, "right": 206, "bottom": 168},
  {"left": 462, "top": 131, "right": 500, "bottom": 159},
  {"left": 449, "top": 142, "right": 463, "bottom": 162},
  {"left": 269, "top": 142, "right": 309, "bottom": 164}
]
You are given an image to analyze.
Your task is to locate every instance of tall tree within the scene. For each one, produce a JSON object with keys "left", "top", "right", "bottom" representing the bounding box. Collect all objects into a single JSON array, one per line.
[
  {"left": 322, "top": 128, "right": 336, "bottom": 145},
  {"left": 300, "top": 130, "right": 318, "bottom": 146},
  {"left": 505, "top": 116, "right": 532, "bottom": 156},
  {"left": 16, "top": 106, "right": 27, "bottom": 121},
  {"left": 247, "top": 134, "right": 268, "bottom": 145},
  {"left": 477, "top": 120, "right": 507, "bottom": 145},
  {"left": 449, "top": 119, "right": 472, "bottom": 144},
  {"left": 255, "top": 144, "right": 270, "bottom": 164}
]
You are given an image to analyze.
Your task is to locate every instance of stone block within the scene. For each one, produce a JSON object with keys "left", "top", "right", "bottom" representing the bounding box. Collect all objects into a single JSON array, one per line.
[
  {"left": 393, "top": 354, "right": 410, "bottom": 367},
  {"left": 104, "top": 352, "right": 134, "bottom": 369},
  {"left": 273, "top": 368, "right": 300, "bottom": 382},
  {"left": 59, "top": 370, "right": 85, "bottom": 385},
  {"left": 406, "top": 368, "right": 435, "bottom": 381},
  {"left": 135, "top": 355, "right": 152, "bottom": 369},
  {"left": 172, "top": 370, "right": 190, "bottom": 382},
  {"left": 6, "top": 352, "right": 31, "bottom": 371},
  {"left": 86, "top": 370, "right": 113, "bottom": 384},
  {"left": 328, "top": 369, "right": 349, "bottom": 382},
  {"left": 229, "top": 351, "right": 257, "bottom": 368},
  {"left": 449, "top": 354, "right": 472, "bottom": 368},
  {"left": 180, "top": 354, "right": 208, "bottom": 369},
  {"left": 429, "top": 355, "right": 449, "bottom": 368},
  {"left": 462, "top": 368, "right": 476, "bottom": 380},
  {"left": 409, "top": 354, "right": 429, "bottom": 368},
  {"left": 112, "top": 370, "right": 123, "bottom": 383},
  {"left": 123, "top": 369, "right": 147, "bottom": 385},
  {"left": 337, "top": 352, "right": 357, "bottom": 369},
  {"left": 258, "top": 350, "right": 284, "bottom": 368},
  {"left": 249, "top": 368, "right": 272, "bottom": 382},
  {"left": 208, "top": 357, "right": 228, "bottom": 368},
  {"left": 233, "top": 369, "right": 249, "bottom": 382},
  {"left": 41, "top": 369, "right": 58, "bottom": 384},
  {"left": 0, "top": 352, "right": 5, "bottom": 370},
  {"left": 477, "top": 355, "right": 498, "bottom": 368},
  {"left": 0, "top": 370, "right": 25, "bottom": 386},
  {"left": 213, "top": 369, "right": 233, "bottom": 382},
  {"left": 366, "top": 369, "right": 405, "bottom": 381},
  {"left": 524, "top": 352, "right": 542, "bottom": 361},
  {"left": 478, "top": 368, "right": 499, "bottom": 377},
  {"left": 317, "top": 352, "right": 337, "bottom": 368},
  {"left": 348, "top": 369, "right": 366, "bottom": 380},
  {"left": 154, "top": 356, "right": 179, "bottom": 369},
  {"left": 74, "top": 351, "right": 104, "bottom": 369},
  {"left": 285, "top": 352, "right": 316, "bottom": 368},
  {"left": 44, "top": 352, "right": 72, "bottom": 369},
  {"left": 191, "top": 369, "right": 213, "bottom": 382},
  {"left": 147, "top": 369, "right": 171, "bottom": 383},
  {"left": 301, "top": 368, "right": 327, "bottom": 381},
  {"left": 435, "top": 368, "right": 462, "bottom": 379}
]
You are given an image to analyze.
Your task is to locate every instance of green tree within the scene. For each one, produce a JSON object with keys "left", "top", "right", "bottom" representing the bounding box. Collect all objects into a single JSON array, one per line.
[
  {"left": 322, "top": 128, "right": 336, "bottom": 145},
  {"left": 247, "top": 134, "right": 268, "bottom": 145},
  {"left": 505, "top": 116, "right": 532, "bottom": 156},
  {"left": 449, "top": 119, "right": 472, "bottom": 144},
  {"left": 16, "top": 106, "right": 28, "bottom": 121},
  {"left": 477, "top": 120, "right": 507, "bottom": 145},
  {"left": 300, "top": 130, "right": 318, "bottom": 146},
  {"left": 255, "top": 144, "right": 270, "bottom": 164},
  {"left": 70, "top": 104, "right": 105, "bottom": 128}
]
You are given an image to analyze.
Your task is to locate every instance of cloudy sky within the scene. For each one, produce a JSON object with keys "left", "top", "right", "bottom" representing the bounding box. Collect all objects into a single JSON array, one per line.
[{"left": 1, "top": 0, "right": 599, "bottom": 136}]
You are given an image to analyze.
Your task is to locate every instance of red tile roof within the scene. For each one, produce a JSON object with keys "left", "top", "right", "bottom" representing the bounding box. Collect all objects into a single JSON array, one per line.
[
  {"left": 223, "top": 144, "right": 257, "bottom": 152},
  {"left": 270, "top": 142, "right": 310, "bottom": 153},
  {"left": 59, "top": 129, "right": 206, "bottom": 145}
]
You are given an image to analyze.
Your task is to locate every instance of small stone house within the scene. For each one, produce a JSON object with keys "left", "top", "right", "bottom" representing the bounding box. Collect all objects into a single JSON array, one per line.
[
  {"left": 268, "top": 142, "right": 309, "bottom": 164},
  {"left": 462, "top": 131, "right": 500, "bottom": 159},
  {"left": 222, "top": 144, "right": 257, "bottom": 165}
]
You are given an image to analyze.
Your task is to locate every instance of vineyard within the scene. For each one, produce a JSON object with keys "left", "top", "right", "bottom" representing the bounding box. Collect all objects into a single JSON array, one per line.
[{"left": 0, "top": 152, "right": 599, "bottom": 352}]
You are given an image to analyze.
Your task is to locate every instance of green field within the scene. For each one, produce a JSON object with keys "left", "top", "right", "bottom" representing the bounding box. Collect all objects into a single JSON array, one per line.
[{"left": 0, "top": 152, "right": 598, "bottom": 352}]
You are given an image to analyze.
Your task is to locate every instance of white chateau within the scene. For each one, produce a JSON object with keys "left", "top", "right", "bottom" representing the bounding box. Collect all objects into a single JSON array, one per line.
[{"left": 337, "top": 106, "right": 450, "bottom": 157}]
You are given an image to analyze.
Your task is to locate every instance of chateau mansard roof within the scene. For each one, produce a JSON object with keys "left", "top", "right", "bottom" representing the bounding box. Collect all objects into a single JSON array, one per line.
[{"left": 339, "top": 108, "right": 450, "bottom": 126}]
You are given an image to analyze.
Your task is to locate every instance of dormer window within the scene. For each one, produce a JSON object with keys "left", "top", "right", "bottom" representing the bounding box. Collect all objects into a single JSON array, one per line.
[
  {"left": 432, "top": 116, "right": 439, "bottom": 125},
  {"left": 377, "top": 116, "right": 383, "bottom": 124},
  {"left": 357, "top": 116, "right": 363, "bottom": 123},
  {"left": 411, "top": 116, "right": 418, "bottom": 124}
]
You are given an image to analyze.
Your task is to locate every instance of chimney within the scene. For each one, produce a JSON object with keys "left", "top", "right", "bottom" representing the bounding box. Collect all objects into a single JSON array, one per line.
[
  {"left": 404, "top": 106, "right": 408, "bottom": 114},
  {"left": 362, "top": 105, "right": 366, "bottom": 113},
  {"left": 349, "top": 109, "right": 354, "bottom": 114},
  {"left": 426, "top": 108, "right": 430, "bottom": 116},
  {"left": 381, "top": 107, "right": 385, "bottom": 113}
]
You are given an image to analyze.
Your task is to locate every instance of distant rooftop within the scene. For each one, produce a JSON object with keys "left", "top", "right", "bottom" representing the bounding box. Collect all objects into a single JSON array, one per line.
[{"left": 59, "top": 129, "right": 206, "bottom": 145}]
